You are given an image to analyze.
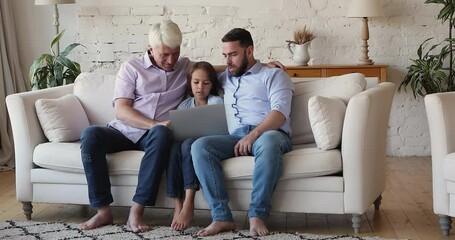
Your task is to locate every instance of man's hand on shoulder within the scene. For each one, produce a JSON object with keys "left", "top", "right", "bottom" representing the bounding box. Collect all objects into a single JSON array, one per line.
[{"left": 264, "top": 61, "right": 285, "bottom": 70}]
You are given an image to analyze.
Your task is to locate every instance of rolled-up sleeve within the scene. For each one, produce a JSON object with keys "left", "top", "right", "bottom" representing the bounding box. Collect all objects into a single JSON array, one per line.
[{"left": 267, "top": 70, "right": 294, "bottom": 120}]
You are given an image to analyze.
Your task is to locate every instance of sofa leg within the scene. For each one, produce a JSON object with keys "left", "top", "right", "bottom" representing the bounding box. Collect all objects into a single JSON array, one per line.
[
  {"left": 351, "top": 214, "right": 361, "bottom": 234},
  {"left": 439, "top": 215, "right": 452, "bottom": 236},
  {"left": 22, "top": 202, "right": 33, "bottom": 220},
  {"left": 374, "top": 195, "right": 382, "bottom": 210}
]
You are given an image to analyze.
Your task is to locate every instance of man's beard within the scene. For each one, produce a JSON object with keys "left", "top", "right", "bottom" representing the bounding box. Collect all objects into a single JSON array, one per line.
[{"left": 230, "top": 52, "right": 249, "bottom": 77}]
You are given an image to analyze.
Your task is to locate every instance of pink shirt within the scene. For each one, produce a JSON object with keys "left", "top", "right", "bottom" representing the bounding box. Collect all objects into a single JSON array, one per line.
[{"left": 108, "top": 51, "right": 192, "bottom": 143}]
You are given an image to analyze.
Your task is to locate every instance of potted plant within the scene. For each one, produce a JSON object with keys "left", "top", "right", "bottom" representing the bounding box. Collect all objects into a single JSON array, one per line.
[
  {"left": 286, "top": 26, "right": 316, "bottom": 66},
  {"left": 399, "top": 0, "right": 455, "bottom": 98},
  {"left": 287, "top": 25, "right": 316, "bottom": 45},
  {"left": 29, "top": 30, "right": 83, "bottom": 90}
]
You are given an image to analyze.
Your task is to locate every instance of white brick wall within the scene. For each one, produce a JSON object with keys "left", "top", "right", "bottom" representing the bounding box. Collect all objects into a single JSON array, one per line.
[{"left": 75, "top": 0, "right": 444, "bottom": 156}]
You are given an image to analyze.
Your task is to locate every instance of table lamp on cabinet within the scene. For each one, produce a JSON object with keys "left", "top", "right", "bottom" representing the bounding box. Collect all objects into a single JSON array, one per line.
[{"left": 347, "top": 0, "right": 384, "bottom": 65}]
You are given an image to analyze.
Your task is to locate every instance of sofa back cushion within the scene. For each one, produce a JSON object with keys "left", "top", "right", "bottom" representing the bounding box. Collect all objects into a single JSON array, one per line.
[
  {"left": 73, "top": 72, "right": 116, "bottom": 125},
  {"left": 35, "top": 94, "right": 90, "bottom": 142},
  {"left": 290, "top": 73, "right": 366, "bottom": 145}
]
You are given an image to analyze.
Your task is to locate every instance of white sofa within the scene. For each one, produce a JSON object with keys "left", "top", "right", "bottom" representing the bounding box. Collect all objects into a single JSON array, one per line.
[
  {"left": 425, "top": 92, "right": 455, "bottom": 236},
  {"left": 6, "top": 72, "right": 396, "bottom": 233}
]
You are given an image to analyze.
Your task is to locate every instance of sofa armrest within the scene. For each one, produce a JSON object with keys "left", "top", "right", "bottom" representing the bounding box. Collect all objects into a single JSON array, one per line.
[
  {"left": 425, "top": 92, "right": 455, "bottom": 215},
  {"left": 341, "top": 82, "right": 396, "bottom": 214},
  {"left": 6, "top": 84, "right": 74, "bottom": 202}
]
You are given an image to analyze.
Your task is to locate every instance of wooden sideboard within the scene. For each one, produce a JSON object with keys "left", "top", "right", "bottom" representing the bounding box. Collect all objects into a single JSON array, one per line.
[{"left": 285, "top": 65, "right": 387, "bottom": 82}]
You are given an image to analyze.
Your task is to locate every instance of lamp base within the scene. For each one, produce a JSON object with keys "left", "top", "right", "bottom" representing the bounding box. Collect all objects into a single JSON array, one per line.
[
  {"left": 357, "top": 17, "right": 374, "bottom": 66},
  {"left": 357, "top": 58, "right": 374, "bottom": 65}
]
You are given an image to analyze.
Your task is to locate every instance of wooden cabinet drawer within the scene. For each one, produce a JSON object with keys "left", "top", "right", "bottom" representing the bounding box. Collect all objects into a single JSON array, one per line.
[
  {"left": 286, "top": 69, "right": 322, "bottom": 78},
  {"left": 285, "top": 65, "right": 387, "bottom": 82},
  {"left": 327, "top": 68, "right": 381, "bottom": 78}
]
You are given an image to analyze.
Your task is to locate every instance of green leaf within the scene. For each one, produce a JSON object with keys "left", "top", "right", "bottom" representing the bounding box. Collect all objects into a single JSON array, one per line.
[
  {"left": 50, "top": 30, "right": 66, "bottom": 55},
  {"left": 60, "top": 43, "right": 83, "bottom": 57},
  {"left": 53, "top": 65, "right": 64, "bottom": 87},
  {"left": 30, "top": 30, "right": 82, "bottom": 90},
  {"left": 29, "top": 54, "right": 48, "bottom": 81},
  {"left": 56, "top": 55, "right": 80, "bottom": 73}
]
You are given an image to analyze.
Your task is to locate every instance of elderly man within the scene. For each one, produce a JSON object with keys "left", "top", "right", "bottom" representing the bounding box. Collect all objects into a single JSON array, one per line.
[{"left": 79, "top": 20, "right": 192, "bottom": 232}]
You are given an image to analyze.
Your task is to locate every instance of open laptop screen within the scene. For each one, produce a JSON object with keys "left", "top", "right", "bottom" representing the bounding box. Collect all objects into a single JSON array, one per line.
[{"left": 169, "top": 104, "right": 228, "bottom": 141}]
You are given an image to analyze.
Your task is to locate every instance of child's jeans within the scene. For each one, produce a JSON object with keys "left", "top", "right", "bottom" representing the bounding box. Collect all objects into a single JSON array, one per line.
[{"left": 166, "top": 137, "right": 199, "bottom": 198}]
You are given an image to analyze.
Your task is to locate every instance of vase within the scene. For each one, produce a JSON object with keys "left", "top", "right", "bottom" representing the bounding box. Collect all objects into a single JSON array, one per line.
[{"left": 287, "top": 41, "right": 311, "bottom": 66}]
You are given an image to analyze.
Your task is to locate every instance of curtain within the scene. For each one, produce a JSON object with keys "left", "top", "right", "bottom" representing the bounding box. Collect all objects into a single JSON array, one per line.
[{"left": 0, "top": 0, "right": 29, "bottom": 169}]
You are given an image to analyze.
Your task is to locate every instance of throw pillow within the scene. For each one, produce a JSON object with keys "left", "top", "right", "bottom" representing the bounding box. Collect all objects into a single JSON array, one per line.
[
  {"left": 290, "top": 73, "right": 366, "bottom": 145},
  {"left": 35, "top": 94, "right": 90, "bottom": 142},
  {"left": 308, "top": 95, "right": 346, "bottom": 150}
]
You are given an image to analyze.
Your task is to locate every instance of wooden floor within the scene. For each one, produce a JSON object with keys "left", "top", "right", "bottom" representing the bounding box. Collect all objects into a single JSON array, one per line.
[{"left": 0, "top": 157, "right": 452, "bottom": 239}]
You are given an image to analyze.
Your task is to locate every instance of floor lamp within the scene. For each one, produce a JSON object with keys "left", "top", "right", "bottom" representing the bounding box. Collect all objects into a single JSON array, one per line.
[
  {"left": 347, "top": 0, "right": 384, "bottom": 65},
  {"left": 35, "top": 0, "right": 75, "bottom": 54}
]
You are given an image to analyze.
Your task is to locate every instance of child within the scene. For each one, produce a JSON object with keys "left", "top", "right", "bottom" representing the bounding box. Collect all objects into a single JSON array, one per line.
[{"left": 166, "top": 61, "right": 223, "bottom": 231}]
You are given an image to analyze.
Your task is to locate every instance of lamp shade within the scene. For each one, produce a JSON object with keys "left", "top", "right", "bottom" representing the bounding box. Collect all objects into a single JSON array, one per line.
[
  {"left": 35, "top": 0, "right": 75, "bottom": 5},
  {"left": 347, "top": 0, "right": 384, "bottom": 18}
]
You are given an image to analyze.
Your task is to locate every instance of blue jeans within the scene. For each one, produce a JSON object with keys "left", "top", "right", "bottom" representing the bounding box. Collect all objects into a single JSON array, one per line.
[
  {"left": 166, "top": 138, "right": 199, "bottom": 198},
  {"left": 80, "top": 125, "right": 173, "bottom": 208},
  {"left": 191, "top": 125, "right": 292, "bottom": 221}
]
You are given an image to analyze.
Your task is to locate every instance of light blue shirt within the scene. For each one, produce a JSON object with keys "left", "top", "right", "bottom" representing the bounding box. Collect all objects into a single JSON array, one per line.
[
  {"left": 177, "top": 95, "right": 224, "bottom": 109},
  {"left": 220, "top": 61, "right": 294, "bottom": 135}
]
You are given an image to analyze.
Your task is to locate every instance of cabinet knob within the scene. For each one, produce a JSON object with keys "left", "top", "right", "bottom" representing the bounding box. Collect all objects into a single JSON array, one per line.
[{"left": 293, "top": 73, "right": 297, "bottom": 77}]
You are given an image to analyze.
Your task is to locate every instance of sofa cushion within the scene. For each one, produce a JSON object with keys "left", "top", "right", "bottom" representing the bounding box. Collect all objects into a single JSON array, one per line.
[
  {"left": 221, "top": 148, "right": 342, "bottom": 180},
  {"left": 73, "top": 72, "right": 116, "bottom": 125},
  {"left": 308, "top": 96, "right": 346, "bottom": 150},
  {"left": 290, "top": 73, "right": 366, "bottom": 145},
  {"left": 33, "top": 142, "right": 342, "bottom": 180},
  {"left": 35, "top": 94, "right": 89, "bottom": 142},
  {"left": 33, "top": 142, "right": 144, "bottom": 175}
]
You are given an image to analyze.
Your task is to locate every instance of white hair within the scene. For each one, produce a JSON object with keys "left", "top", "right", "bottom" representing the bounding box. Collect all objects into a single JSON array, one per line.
[{"left": 148, "top": 20, "right": 182, "bottom": 49}]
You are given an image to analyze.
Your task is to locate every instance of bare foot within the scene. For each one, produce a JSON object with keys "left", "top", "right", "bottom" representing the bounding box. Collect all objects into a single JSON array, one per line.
[
  {"left": 171, "top": 198, "right": 183, "bottom": 230},
  {"left": 172, "top": 189, "right": 195, "bottom": 231},
  {"left": 197, "top": 221, "right": 236, "bottom": 237},
  {"left": 172, "top": 203, "right": 194, "bottom": 231},
  {"left": 127, "top": 203, "right": 150, "bottom": 233},
  {"left": 249, "top": 217, "right": 269, "bottom": 237},
  {"left": 80, "top": 206, "right": 113, "bottom": 230}
]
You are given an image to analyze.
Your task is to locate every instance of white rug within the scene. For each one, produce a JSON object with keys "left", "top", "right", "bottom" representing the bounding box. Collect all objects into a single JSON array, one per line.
[{"left": 0, "top": 220, "right": 401, "bottom": 240}]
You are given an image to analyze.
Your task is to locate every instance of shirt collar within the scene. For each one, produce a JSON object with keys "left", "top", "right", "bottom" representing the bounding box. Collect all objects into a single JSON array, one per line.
[
  {"left": 247, "top": 60, "right": 262, "bottom": 75},
  {"left": 229, "top": 60, "right": 262, "bottom": 78},
  {"left": 143, "top": 50, "right": 154, "bottom": 69}
]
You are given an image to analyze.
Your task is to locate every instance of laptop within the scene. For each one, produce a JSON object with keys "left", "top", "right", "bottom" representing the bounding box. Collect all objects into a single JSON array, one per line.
[{"left": 169, "top": 104, "right": 229, "bottom": 141}]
